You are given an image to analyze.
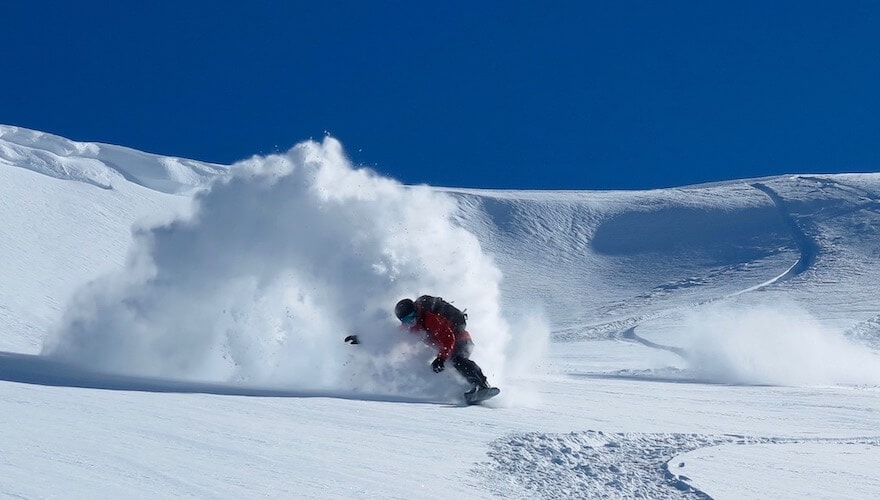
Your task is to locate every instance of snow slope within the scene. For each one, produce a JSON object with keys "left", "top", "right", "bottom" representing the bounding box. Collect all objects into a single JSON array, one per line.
[{"left": 1, "top": 125, "right": 878, "bottom": 498}]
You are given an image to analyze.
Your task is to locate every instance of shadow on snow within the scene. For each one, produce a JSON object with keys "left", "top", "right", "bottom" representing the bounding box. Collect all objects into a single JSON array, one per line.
[
  {"left": 0, "top": 350, "right": 444, "bottom": 405},
  {"left": 570, "top": 371, "right": 774, "bottom": 387}
]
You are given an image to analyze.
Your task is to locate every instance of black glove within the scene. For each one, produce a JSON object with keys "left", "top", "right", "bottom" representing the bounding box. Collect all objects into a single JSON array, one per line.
[
  {"left": 431, "top": 356, "right": 445, "bottom": 373},
  {"left": 344, "top": 335, "right": 360, "bottom": 345}
]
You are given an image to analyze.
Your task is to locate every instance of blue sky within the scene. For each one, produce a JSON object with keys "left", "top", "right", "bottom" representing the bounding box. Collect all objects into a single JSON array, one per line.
[{"left": 3, "top": 1, "right": 879, "bottom": 189}]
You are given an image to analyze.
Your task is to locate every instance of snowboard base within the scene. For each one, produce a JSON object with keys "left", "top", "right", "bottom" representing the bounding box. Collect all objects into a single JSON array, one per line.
[{"left": 464, "top": 387, "right": 500, "bottom": 405}]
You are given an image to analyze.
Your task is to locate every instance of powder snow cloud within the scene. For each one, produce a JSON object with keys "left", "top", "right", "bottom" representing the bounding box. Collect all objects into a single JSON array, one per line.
[{"left": 43, "top": 138, "right": 511, "bottom": 398}]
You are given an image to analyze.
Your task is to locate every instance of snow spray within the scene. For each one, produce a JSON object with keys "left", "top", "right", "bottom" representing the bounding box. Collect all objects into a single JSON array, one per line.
[
  {"left": 43, "top": 138, "right": 511, "bottom": 399},
  {"left": 680, "top": 301, "right": 880, "bottom": 386}
]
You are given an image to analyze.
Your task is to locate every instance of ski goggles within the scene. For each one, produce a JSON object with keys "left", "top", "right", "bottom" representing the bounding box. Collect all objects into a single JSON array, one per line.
[{"left": 400, "top": 311, "right": 417, "bottom": 326}]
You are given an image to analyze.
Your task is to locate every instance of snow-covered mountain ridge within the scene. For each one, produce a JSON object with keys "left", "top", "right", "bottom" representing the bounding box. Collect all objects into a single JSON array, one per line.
[
  {"left": 1, "top": 125, "right": 878, "bottom": 498},
  {"left": 0, "top": 125, "right": 225, "bottom": 193}
]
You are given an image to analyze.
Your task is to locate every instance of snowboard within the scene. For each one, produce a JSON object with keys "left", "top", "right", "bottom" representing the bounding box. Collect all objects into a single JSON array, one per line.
[{"left": 464, "top": 386, "right": 500, "bottom": 405}]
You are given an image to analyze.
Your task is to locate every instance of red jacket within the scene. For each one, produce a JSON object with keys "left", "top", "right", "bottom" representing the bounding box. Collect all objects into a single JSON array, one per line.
[{"left": 407, "top": 306, "right": 472, "bottom": 361}]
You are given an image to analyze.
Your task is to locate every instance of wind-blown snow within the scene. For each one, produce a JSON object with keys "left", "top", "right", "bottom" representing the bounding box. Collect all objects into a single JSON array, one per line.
[
  {"left": 680, "top": 301, "right": 880, "bottom": 386},
  {"left": 1, "top": 125, "right": 879, "bottom": 498}
]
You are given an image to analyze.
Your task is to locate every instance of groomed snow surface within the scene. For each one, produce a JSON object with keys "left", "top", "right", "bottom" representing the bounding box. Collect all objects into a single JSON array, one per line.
[{"left": 1, "top": 125, "right": 878, "bottom": 498}]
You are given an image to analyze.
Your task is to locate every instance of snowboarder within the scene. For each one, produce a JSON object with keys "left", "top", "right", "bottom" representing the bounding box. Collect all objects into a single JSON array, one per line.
[{"left": 394, "top": 295, "right": 497, "bottom": 402}]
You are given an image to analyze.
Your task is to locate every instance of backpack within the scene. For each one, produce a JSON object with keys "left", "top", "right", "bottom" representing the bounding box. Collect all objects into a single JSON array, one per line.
[{"left": 416, "top": 295, "right": 467, "bottom": 333}]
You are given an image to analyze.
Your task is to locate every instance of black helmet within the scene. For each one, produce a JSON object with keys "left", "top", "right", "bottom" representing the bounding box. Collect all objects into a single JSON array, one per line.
[{"left": 394, "top": 298, "right": 415, "bottom": 320}]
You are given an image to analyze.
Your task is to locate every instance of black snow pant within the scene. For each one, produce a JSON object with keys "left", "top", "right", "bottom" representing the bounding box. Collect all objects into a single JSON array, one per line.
[{"left": 450, "top": 339, "right": 489, "bottom": 389}]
